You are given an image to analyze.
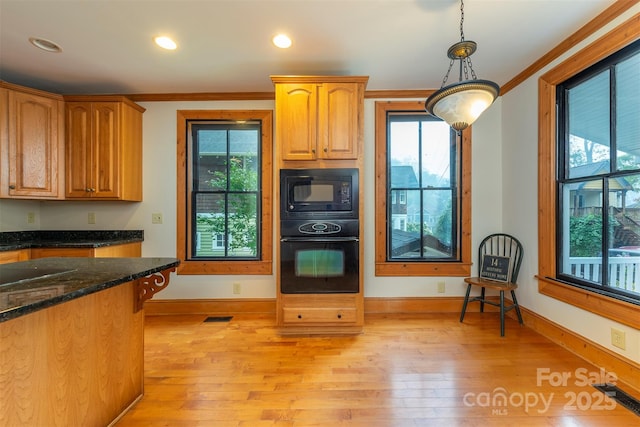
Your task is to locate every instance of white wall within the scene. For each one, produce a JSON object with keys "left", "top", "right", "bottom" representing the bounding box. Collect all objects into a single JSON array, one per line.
[
  {"left": 0, "top": 199, "right": 41, "bottom": 231},
  {"left": 501, "top": 5, "right": 640, "bottom": 363}
]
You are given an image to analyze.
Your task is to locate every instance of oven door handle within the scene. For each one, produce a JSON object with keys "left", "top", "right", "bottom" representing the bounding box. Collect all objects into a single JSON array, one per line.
[{"left": 280, "top": 237, "right": 359, "bottom": 243}]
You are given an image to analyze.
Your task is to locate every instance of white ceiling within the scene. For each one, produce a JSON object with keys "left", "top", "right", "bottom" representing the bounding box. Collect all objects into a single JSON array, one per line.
[{"left": 0, "top": 0, "right": 617, "bottom": 95}]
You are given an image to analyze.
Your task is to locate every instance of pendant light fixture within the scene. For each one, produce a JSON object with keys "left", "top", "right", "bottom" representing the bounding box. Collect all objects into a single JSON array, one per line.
[{"left": 425, "top": 0, "right": 499, "bottom": 132}]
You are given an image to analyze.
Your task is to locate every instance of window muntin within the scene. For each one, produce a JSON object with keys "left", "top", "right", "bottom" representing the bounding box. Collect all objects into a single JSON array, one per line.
[
  {"left": 557, "top": 41, "right": 640, "bottom": 300},
  {"left": 374, "top": 101, "right": 471, "bottom": 277}
]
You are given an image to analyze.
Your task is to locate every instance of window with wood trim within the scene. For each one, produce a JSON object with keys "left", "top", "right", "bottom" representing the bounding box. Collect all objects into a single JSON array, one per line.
[
  {"left": 374, "top": 101, "right": 471, "bottom": 277},
  {"left": 177, "top": 110, "right": 273, "bottom": 275},
  {"left": 538, "top": 19, "right": 640, "bottom": 328},
  {"left": 556, "top": 40, "right": 640, "bottom": 302}
]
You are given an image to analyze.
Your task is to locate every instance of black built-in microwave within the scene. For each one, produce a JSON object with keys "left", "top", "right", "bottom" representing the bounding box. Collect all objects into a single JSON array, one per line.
[{"left": 280, "top": 168, "right": 359, "bottom": 220}]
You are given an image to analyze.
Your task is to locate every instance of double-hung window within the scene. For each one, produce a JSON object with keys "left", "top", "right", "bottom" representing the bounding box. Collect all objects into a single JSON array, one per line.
[
  {"left": 375, "top": 101, "right": 471, "bottom": 276},
  {"left": 538, "top": 21, "right": 639, "bottom": 328},
  {"left": 190, "top": 122, "right": 260, "bottom": 259},
  {"left": 177, "top": 110, "right": 273, "bottom": 275},
  {"left": 556, "top": 40, "right": 640, "bottom": 302}
]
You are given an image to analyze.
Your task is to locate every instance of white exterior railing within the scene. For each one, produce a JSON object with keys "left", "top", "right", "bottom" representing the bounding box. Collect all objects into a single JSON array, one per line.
[{"left": 569, "top": 257, "right": 640, "bottom": 293}]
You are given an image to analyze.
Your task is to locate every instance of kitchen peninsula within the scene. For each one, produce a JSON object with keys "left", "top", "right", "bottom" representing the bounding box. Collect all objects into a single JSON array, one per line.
[{"left": 0, "top": 257, "right": 179, "bottom": 426}]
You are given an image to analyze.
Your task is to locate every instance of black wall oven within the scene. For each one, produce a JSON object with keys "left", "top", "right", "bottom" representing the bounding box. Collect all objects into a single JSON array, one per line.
[
  {"left": 280, "top": 220, "right": 359, "bottom": 294},
  {"left": 279, "top": 168, "right": 360, "bottom": 295}
]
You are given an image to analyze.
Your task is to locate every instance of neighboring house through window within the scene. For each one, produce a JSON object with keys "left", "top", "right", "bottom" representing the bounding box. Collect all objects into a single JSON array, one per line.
[
  {"left": 176, "top": 110, "right": 273, "bottom": 275},
  {"left": 375, "top": 101, "right": 471, "bottom": 276}
]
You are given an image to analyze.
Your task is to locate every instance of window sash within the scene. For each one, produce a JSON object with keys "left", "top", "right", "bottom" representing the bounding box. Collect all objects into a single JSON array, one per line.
[{"left": 374, "top": 101, "right": 471, "bottom": 277}]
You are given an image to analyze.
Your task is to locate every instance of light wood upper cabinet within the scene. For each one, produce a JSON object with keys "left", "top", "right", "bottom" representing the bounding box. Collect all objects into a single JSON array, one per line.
[
  {"left": 0, "top": 82, "right": 65, "bottom": 199},
  {"left": 272, "top": 76, "right": 368, "bottom": 161},
  {"left": 64, "top": 96, "right": 145, "bottom": 201}
]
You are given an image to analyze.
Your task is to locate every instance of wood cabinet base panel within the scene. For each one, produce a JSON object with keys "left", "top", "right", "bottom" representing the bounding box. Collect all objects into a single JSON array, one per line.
[{"left": 0, "top": 281, "right": 143, "bottom": 426}]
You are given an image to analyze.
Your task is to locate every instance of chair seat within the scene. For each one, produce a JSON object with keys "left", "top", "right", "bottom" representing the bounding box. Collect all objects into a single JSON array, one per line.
[{"left": 464, "top": 277, "right": 518, "bottom": 291}]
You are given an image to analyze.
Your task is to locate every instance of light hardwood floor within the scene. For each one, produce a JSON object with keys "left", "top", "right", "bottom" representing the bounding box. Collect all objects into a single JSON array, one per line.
[{"left": 115, "top": 313, "right": 639, "bottom": 426}]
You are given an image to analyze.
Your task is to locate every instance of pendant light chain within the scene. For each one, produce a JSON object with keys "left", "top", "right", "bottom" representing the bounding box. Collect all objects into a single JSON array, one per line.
[
  {"left": 440, "top": 0, "right": 466, "bottom": 89},
  {"left": 424, "top": 0, "right": 500, "bottom": 131},
  {"left": 458, "top": 0, "right": 478, "bottom": 81},
  {"left": 459, "top": 0, "right": 465, "bottom": 42},
  {"left": 440, "top": 59, "right": 455, "bottom": 88}
]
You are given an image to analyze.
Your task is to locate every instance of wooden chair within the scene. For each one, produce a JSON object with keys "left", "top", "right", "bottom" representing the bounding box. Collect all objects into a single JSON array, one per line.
[{"left": 460, "top": 233, "right": 524, "bottom": 336}]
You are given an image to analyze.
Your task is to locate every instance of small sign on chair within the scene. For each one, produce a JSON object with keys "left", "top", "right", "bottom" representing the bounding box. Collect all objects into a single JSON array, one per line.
[{"left": 480, "top": 255, "right": 512, "bottom": 282}]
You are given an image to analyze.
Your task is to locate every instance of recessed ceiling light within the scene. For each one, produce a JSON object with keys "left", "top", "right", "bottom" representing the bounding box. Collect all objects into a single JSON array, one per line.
[
  {"left": 154, "top": 36, "right": 177, "bottom": 50},
  {"left": 29, "top": 37, "right": 62, "bottom": 53},
  {"left": 272, "top": 34, "right": 292, "bottom": 49}
]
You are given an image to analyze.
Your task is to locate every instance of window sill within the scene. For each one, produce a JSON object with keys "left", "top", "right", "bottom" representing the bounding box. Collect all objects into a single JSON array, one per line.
[
  {"left": 537, "top": 275, "right": 640, "bottom": 329},
  {"left": 177, "top": 260, "right": 272, "bottom": 275},
  {"left": 376, "top": 262, "right": 471, "bottom": 277}
]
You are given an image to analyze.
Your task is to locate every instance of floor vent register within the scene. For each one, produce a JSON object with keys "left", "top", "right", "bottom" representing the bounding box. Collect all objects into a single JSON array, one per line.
[
  {"left": 593, "top": 383, "right": 640, "bottom": 416},
  {"left": 203, "top": 316, "right": 233, "bottom": 323}
]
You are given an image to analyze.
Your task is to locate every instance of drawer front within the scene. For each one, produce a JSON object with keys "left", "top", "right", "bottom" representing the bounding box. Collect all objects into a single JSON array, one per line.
[
  {"left": 31, "top": 248, "right": 93, "bottom": 258},
  {"left": 0, "top": 249, "right": 30, "bottom": 264},
  {"left": 282, "top": 307, "right": 357, "bottom": 324}
]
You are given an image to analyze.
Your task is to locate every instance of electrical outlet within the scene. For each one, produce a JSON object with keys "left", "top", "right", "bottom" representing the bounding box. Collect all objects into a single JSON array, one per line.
[
  {"left": 233, "top": 283, "right": 241, "bottom": 294},
  {"left": 611, "top": 328, "right": 626, "bottom": 350},
  {"left": 151, "top": 213, "right": 163, "bottom": 224},
  {"left": 27, "top": 212, "right": 35, "bottom": 224},
  {"left": 88, "top": 212, "right": 96, "bottom": 224},
  {"left": 437, "top": 281, "right": 446, "bottom": 293}
]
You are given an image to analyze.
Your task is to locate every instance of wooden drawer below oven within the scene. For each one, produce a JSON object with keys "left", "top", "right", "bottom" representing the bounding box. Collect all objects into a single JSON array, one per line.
[{"left": 282, "top": 307, "right": 358, "bottom": 324}]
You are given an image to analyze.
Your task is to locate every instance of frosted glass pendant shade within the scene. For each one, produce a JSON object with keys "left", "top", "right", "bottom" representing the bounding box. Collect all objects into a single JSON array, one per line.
[{"left": 425, "top": 80, "right": 500, "bottom": 131}]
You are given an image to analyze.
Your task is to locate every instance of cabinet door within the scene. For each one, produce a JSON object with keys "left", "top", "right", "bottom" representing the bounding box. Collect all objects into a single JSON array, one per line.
[
  {"left": 4, "top": 90, "right": 63, "bottom": 197},
  {"left": 92, "top": 102, "right": 121, "bottom": 198},
  {"left": 66, "top": 102, "right": 121, "bottom": 199},
  {"left": 277, "top": 83, "right": 318, "bottom": 161},
  {"left": 65, "top": 103, "right": 92, "bottom": 197},
  {"left": 319, "top": 82, "right": 359, "bottom": 159}
]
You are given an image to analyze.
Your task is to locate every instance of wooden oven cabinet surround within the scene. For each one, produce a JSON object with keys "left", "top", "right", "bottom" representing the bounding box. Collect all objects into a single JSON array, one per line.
[
  {"left": 64, "top": 95, "right": 145, "bottom": 201},
  {"left": 272, "top": 75, "right": 368, "bottom": 335},
  {"left": 0, "top": 82, "right": 65, "bottom": 199}
]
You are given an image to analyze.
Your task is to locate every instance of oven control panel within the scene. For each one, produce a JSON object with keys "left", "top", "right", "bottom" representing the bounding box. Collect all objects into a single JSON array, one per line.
[
  {"left": 298, "top": 222, "right": 341, "bottom": 234},
  {"left": 281, "top": 219, "right": 359, "bottom": 237}
]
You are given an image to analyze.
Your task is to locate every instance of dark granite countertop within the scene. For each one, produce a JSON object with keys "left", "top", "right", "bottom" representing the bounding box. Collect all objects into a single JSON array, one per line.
[
  {"left": 0, "top": 257, "right": 179, "bottom": 322},
  {"left": 0, "top": 230, "right": 143, "bottom": 251}
]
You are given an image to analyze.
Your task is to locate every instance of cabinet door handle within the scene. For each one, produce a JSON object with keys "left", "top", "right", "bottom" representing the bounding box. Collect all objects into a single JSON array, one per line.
[
  {"left": 8, "top": 184, "right": 15, "bottom": 189},
  {"left": 337, "top": 314, "right": 342, "bottom": 319},
  {"left": 297, "top": 314, "right": 302, "bottom": 319},
  {"left": 323, "top": 147, "right": 328, "bottom": 153}
]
